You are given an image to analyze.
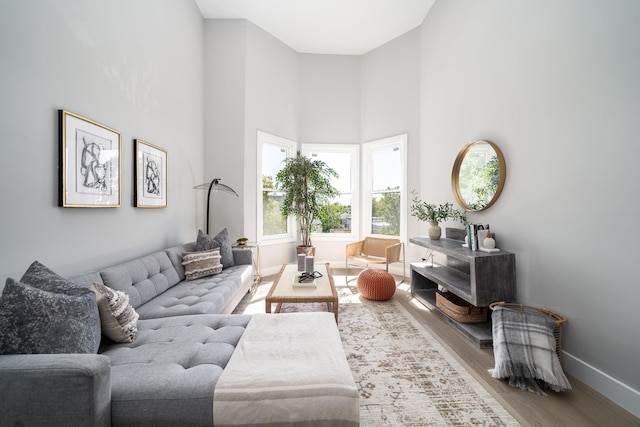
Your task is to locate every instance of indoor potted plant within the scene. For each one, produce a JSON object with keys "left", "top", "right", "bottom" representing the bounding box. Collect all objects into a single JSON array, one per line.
[
  {"left": 410, "top": 191, "right": 467, "bottom": 240},
  {"left": 275, "top": 151, "right": 340, "bottom": 255}
]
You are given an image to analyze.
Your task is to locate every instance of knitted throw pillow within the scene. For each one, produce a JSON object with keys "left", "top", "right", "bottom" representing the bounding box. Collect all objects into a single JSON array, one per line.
[
  {"left": 91, "top": 283, "right": 139, "bottom": 343},
  {"left": 182, "top": 249, "right": 223, "bottom": 280},
  {"left": 195, "top": 228, "right": 235, "bottom": 268}
]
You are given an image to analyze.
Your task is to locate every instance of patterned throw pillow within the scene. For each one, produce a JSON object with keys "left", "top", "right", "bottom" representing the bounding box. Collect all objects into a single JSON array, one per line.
[
  {"left": 182, "top": 249, "right": 223, "bottom": 280},
  {"left": 0, "top": 279, "right": 101, "bottom": 354},
  {"left": 90, "top": 283, "right": 139, "bottom": 343},
  {"left": 195, "top": 228, "right": 235, "bottom": 268}
]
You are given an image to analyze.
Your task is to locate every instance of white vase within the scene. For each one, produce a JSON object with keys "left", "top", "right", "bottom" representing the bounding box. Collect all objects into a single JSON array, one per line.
[
  {"left": 483, "top": 237, "right": 496, "bottom": 249},
  {"left": 428, "top": 222, "right": 442, "bottom": 240}
]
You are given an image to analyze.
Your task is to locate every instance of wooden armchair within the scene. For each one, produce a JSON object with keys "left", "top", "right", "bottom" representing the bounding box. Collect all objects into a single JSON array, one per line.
[{"left": 345, "top": 237, "right": 405, "bottom": 284}]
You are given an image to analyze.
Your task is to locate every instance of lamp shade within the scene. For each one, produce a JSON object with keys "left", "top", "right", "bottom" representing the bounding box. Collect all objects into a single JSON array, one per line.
[{"left": 193, "top": 178, "right": 238, "bottom": 234}]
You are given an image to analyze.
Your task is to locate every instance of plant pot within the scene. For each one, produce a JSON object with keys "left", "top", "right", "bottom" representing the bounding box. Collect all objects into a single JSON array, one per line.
[
  {"left": 428, "top": 222, "right": 442, "bottom": 240},
  {"left": 296, "top": 246, "right": 316, "bottom": 257}
]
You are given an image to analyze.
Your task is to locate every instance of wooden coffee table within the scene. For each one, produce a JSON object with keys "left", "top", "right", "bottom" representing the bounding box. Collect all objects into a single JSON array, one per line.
[{"left": 265, "top": 263, "right": 339, "bottom": 322}]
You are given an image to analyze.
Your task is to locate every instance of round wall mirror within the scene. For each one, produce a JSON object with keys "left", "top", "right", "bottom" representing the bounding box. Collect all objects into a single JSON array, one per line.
[{"left": 451, "top": 140, "right": 506, "bottom": 212}]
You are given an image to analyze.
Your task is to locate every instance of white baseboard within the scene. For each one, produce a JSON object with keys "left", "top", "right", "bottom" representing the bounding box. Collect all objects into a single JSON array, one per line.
[{"left": 562, "top": 351, "right": 640, "bottom": 418}]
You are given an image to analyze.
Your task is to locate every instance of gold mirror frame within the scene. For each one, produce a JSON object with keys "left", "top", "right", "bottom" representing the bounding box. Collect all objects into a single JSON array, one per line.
[{"left": 451, "top": 140, "right": 506, "bottom": 212}]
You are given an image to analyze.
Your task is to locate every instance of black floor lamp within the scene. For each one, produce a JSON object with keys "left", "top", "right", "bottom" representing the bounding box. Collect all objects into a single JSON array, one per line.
[{"left": 193, "top": 178, "right": 238, "bottom": 234}]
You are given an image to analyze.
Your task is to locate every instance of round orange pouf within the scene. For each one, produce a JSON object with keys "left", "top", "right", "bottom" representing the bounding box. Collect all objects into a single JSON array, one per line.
[{"left": 357, "top": 269, "right": 396, "bottom": 301}]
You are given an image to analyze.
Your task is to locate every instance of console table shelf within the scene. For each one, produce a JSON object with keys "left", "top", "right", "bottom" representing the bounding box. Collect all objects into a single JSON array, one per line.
[{"left": 409, "top": 235, "right": 516, "bottom": 347}]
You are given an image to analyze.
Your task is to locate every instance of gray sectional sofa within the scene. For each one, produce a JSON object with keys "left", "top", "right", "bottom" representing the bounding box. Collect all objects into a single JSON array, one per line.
[{"left": 0, "top": 241, "right": 254, "bottom": 427}]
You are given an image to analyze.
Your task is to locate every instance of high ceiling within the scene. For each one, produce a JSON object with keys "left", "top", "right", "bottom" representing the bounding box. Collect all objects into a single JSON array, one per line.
[{"left": 195, "top": 0, "right": 435, "bottom": 56}]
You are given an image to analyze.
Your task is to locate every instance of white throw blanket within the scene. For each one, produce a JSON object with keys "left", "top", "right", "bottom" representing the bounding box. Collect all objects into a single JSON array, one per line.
[
  {"left": 213, "top": 312, "right": 360, "bottom": 426},
  {"left": 490, "top": 306, "right": 571, "bottom": 395}
]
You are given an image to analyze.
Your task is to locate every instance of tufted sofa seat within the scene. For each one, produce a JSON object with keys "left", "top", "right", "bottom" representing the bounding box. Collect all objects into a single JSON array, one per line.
[
  {"left": 103, "top": 314, "right": 251, "bottom": 426},
  {"left": 0, "top": 241, "right": 255, "bottom": 427},
  {"left": 91, "top": 243, "right": 253, "bottom": 319}
]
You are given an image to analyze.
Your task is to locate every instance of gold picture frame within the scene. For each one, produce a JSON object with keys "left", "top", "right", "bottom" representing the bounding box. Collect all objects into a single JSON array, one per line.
[
  {"left": 134, "top": 139, "right": 167, "bottom": 208},
  {"left": 59, "top": 110, "right": 121, "bottom": 207}
]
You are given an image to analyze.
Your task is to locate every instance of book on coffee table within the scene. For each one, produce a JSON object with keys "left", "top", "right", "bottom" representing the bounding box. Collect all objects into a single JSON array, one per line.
[{"left": 292, "top": 276, "right": 317, "bottom": 288}]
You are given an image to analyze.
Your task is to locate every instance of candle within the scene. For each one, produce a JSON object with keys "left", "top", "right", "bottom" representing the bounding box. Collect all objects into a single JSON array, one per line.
[
  {"left": 305, "top": 256, "right": 314, "bottom": 273},
  {"left": 297, "top": 254, "right": 306, "bottom": 271}
]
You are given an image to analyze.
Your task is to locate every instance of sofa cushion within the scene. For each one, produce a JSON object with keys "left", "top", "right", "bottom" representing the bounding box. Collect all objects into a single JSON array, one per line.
[
  {"left": 165, "top": 243, "right": 196, "bottom": 281},
  {"left": 101, "top": 314, "right": 251, "bottom": 427},
  {"left": 91, "top": 283, "right": 139, "bottom": 343},
  {"left": 0, "top": 279, "right": 100, "bottom": 354},
  {"left": 134, "top": 264, "right": 253, "bottom": 319},
  {"left": 100, "top": 251, "right": 180, "bottom": 309},
  {"left": 196, "top": 228, "right": 234, "bottom": 268},
  {"left": 182, "top": 249, "right": 222, "bottom": 280}
]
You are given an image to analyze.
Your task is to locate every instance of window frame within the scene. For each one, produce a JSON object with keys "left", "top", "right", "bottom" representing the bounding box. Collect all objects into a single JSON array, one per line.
[
  {"left": 257, "top": 131, "right": 297, "bottom": 244},
  {"left": 301, "top": 143, "right": 360, "bottom": 242},
  {"left": 361, "top": 134, "right": 408, "bottom": 240}
]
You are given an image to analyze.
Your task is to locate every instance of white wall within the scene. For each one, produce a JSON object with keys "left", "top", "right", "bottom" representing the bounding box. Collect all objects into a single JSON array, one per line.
[
  {"left": 203, "top": 20, "right": 247, "bottom": 239},
  {"left": 298, "top": 54, "right": 361, "bottom": 144},
  {"left": 244, "top": 21, "right": 300, "bottom": 270},
  {"left": 360, "top": 28, "right": 424, "bottom": 265},
  {"left": 421, "top": 0, "right": 640, "bottom": 415},
  {"left": 204, "top": 20, "right": 300, "bottom": 272},
  {"left": 0, "top": 0, "right": 204, "bottom": 283}
]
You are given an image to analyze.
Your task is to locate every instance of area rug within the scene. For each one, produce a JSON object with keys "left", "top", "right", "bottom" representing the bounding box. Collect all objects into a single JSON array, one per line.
[{"left": 233, "top": 278, "right": 521, "bottom": 426}]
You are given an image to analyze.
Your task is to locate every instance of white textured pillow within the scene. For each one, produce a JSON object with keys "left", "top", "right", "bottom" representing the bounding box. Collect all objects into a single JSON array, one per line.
[
  {"left": 182, "top": 249, "right": 222, "bottom": 280},
  {"left": 90, "top": 283, "right": 139, "bottom": 343}
]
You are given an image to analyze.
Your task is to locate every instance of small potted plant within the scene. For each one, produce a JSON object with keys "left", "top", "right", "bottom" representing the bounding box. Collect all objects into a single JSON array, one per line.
[
  {"left": 236, "top": 237, "right": 249, "bottom": 247},
  {"left": 410, "top": 191, "right": 467, "bottom": 240}
]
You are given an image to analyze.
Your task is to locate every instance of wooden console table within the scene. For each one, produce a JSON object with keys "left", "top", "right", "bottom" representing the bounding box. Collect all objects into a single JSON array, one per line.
[{"left": 410, "top": 236, "right": 516, "bottom": 347}]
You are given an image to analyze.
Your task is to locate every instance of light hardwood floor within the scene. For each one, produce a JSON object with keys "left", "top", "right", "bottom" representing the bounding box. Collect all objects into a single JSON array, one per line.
[{"left": 388, "top": 281, "right": 639, "bottom": 427}]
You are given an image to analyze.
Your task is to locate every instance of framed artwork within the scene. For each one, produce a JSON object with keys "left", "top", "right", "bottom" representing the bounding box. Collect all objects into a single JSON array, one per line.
[
  {"left": 59, "top": 110, "right": 121, "bottom": 207},
  {"left": 134, "top": 139, "right": 167, "bottom": 208}
]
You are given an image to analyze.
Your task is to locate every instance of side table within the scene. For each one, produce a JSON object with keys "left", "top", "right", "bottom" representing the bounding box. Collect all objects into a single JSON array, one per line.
[{"left": 233, "top": 242, "right": 261, "bottom": 293}]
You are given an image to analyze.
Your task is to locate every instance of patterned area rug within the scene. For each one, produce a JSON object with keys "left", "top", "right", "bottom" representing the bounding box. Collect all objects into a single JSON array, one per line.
[{"left": 233, "top": 277, "right": 521, "bottom": 426}]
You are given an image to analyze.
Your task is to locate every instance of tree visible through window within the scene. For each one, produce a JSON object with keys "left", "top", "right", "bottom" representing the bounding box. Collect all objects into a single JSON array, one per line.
[
  {"left": 364, "top": 135, "right": 406, "bottom": 238},
  {"left": 302, "top": 145, "right": 359, "bottom": 237},
  {"left": 258, "top": 132, "right": 295, "bottom": 241}
]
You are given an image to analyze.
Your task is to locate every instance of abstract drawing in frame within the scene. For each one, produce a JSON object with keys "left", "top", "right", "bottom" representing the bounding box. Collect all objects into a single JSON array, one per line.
[
  {"left": 134, "top": 139, "right": 167, "bottom": 208},
  {"left": 59, "top": 110, "right": 121, "bottom": 207}
]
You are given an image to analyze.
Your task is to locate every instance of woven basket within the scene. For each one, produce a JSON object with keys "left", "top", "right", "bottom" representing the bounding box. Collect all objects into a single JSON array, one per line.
[
  {"left": 436, "top": 291, "right": 488, "bottom": 323},
  {"left": 489, "top": 302, "right": 567, "bottom": 362}
]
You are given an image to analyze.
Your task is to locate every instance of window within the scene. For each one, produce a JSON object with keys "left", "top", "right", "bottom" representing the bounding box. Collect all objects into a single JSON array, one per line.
[
  {"left": 301, "top": 144, "right": 359, "bottom": 239},
  {"left": 362, "top": 134, "right": 407, "bottom": 238},
  {"left": 257, "top": 131, "right": 296, "bottom": 242}
]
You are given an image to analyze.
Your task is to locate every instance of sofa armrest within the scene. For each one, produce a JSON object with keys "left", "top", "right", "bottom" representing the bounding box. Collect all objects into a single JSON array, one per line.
[
  {"left": 232, "top": 248, "right": 253, "bottom": 266},
  {"left": 0, "top": 353, "right": 111, "bottom": 427}
]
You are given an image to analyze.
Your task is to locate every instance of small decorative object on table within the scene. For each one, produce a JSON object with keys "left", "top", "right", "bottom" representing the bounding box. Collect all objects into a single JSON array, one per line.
[
  {"left": 305, "top": 256, "right": 315, "bottom": 273},
  {"left": 410, "top": 191, "right": 466, "bottom": 241},
  {"left": 292, "top": 270, "right": 323, "bottom": 288},
  {"left": 297, "top": 253, "right": 306, "bottom": 271},
  {"left": 236, "top": 237, "right": 249, "bottom": 247},
  {"left": 479, "top": 230, "right": 499, "bottom": 252}
]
